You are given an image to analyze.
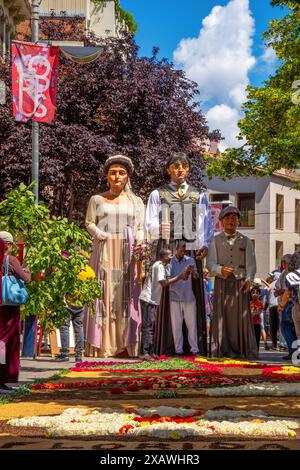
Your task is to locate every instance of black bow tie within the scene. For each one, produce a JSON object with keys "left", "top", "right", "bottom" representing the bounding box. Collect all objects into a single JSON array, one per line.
[{"left": 227, "top": 234, "right": 236, "bottom": 240}]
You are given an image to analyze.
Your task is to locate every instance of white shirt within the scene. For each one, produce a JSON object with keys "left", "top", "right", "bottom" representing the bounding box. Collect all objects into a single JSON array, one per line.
[
  {"left": 139, "top": 261, "right": 168, "bottom": 305},
  {"left": 145, "top": 181, "right": 214, "bottom": 249}
]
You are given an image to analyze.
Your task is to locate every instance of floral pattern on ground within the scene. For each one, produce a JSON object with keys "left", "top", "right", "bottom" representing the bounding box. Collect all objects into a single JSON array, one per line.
[{"left": 8, "top": 407, "right": 300, "bottom": 439}]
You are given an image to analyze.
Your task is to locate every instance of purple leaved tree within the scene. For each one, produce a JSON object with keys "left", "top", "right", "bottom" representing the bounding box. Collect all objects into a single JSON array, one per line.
[{"left": 0, "top": 20, "right": 221, "bottom": 223}]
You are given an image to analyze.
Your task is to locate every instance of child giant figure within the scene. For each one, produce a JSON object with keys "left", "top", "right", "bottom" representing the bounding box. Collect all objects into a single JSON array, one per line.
[{"left": 206, "top": 206, "right": 258, "bottom": 359}]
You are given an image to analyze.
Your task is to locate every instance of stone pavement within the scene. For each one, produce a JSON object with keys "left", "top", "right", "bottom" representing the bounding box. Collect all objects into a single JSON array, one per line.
[
  {"left": 16, "top": 346, "right": 291, "bottom": 386},
  {"left": 17, "top": 354, "right": 128, "bottom": 385}
]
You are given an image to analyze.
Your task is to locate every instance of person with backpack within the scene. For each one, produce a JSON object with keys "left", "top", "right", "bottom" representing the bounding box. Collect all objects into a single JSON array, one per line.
[
  {"left": 279, "top": 252, "right": 300, "bottom": 358},
  {"left": 0, "top": 232, "right": 31, "bottom": 393}
]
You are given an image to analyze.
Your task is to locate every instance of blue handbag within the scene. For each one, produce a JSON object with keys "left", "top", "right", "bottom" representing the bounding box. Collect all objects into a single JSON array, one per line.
[{"left": 1, "top": 256, "right": 29, "bottom": 306}]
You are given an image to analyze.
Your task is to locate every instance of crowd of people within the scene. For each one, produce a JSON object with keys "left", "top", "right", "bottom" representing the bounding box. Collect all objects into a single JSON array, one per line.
[{"left": 1, "top": 152, "right": 300, "bottom": 393}]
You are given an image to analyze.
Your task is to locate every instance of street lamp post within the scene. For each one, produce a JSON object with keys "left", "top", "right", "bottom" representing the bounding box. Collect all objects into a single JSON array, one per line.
[
  {"left": 22, "top": 0, "right": 40, "bottom": 358},
  {"left": 31, "top": 0, "right": 39, "bottom": 204}
]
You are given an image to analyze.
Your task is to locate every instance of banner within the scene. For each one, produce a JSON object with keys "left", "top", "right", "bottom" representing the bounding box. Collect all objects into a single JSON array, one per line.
[
  {"left": 209, "top": 203, "right": 223, "bottom": 232},
  {"left": 12, "top": 42, "right": 59, "bottom": 124}
]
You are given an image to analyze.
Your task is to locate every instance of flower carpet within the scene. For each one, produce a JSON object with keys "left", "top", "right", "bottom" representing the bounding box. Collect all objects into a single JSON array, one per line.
[{"left": 1, "top": 357, "right": 300, "bottom": 449}]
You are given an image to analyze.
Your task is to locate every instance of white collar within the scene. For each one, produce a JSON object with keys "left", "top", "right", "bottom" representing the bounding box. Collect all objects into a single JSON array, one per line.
[
  {"left": 169, "top": 181, "right": 188, "bottom": 189},
  {"left": 224, "top": 231, "right": 237, "bottom": 238}
]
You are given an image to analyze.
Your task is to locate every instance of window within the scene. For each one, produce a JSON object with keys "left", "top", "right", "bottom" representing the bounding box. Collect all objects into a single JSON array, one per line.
[
  {"left": 210, "top": 193, "right": 229, "bottom": 202},
  {"left": 276, "top": 194, "right": 284, "bottom": 230},
  {"left": 295, "top": 244, "right": 300, "bottom": 253},
  {"left": 275, "top": 241, "right": 283, "bottom": 269},
  {"left": 295, "top": 199, "right": 300, "bottom": 234},
  {"left": 251, "top": 239, "right": 255, "bottom": 251},
  {"left": 237, "top": 193, "right": 255, "bottom": 228}
]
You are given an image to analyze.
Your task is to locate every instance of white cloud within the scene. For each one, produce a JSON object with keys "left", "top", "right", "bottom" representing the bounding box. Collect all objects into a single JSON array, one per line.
[
  {"left": 206, "top": 104, "right": 243, "bottom": 150},
  {"left": 261, "top": 46, "right": 277, "bottom": 65},
  {"left": 173, "top": 0, "right": 256, "bottom": 148}
]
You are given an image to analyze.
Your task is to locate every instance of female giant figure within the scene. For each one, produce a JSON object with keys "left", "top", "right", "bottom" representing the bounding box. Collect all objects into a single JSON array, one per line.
[{"left": 84, "top": 155, "right": 145, "bottom": 357}]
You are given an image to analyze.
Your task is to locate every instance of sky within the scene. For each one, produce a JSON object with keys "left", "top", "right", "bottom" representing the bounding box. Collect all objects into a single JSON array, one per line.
[{"left": 121, "top": 0, "right": 287, "bottom": 149}]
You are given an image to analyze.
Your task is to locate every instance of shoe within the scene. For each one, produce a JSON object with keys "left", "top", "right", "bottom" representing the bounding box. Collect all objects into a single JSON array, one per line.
[
  {"left": 282, "top": 354, "right": 292, "bottom": 360},
  {"left": 0, "top": 384, "right": 15, "bottom": 394},
  {"left": 264, "top": 343, "right": 270, "bottom": 350},
  {"left": 0, "top": 384, "right": 14, "bottom": 391},
  {"left": 75, "top": 357, "right": 83, "bottom": 363},
  {"left": 174, "top": 352, "right": 184, "bottom": 357},
  {"left": 53, "top": 354, "right": 69, "bottom": 362},
  {"left": 139, "top": 354, "right": 152, "bottom": 361}
]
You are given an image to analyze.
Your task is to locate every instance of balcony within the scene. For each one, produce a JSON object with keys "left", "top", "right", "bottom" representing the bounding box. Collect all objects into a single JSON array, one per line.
[{"left": 39, "top": 0, "right": 87, "bottom": 17}]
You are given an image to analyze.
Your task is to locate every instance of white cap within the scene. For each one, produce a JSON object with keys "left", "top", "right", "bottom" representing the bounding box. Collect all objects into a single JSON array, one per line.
[
  {"left": 0, "top": 231, "right": 14, "bottom": 243},
  {"left": 253, "top": 278, "right": 263, "bottom": 286}
]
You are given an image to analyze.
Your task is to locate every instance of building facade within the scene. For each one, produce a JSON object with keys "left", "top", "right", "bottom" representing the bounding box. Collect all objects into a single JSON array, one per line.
[
  {"left": 39, "top": 0, "right": 123, "bottom": 38},
  {"left": 0, "top": 0, "right": 31, "bottom": 60},
  {"left": 205, "top": 170, "right": 300, "bottom": 279}
]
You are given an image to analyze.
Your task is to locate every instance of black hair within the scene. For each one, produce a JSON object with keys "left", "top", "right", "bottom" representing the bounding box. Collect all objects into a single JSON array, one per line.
[
  {"left": 288, "top": 252, "right": 300, "bottom": 272},
  {"left": 176, "top": 240, "right": 186, "bottom": 249},
  {"left": 159, "top": 248, "right": 171, "bottom": 260},
  {"left": 166, "top": 152, "right": 191, "bottom": 169},
  {"left": 281, "top": 254, "right": 293, "bottom": 264},
  {"left": 250, "top": 286, "right": 261, "bottom": 295}
]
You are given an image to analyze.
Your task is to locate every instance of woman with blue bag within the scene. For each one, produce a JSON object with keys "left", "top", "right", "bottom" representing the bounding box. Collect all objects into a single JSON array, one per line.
[{"left": 0, "top": 232, "right": 31, "bottom": 393}]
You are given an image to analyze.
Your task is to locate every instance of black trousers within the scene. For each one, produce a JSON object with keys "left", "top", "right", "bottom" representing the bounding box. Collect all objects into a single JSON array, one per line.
[
  {"left": 269, "top": 306, "right": 279, "bottom": 348},
  {"left": 254, "top": 324, "right": 261, "bottom": 351},
  {"left": 140, "top": 300, "right": 157, "bottom": 355}
]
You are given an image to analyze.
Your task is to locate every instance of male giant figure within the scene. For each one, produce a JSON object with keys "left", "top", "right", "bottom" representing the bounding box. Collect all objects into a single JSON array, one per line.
[{"left": 145, "top": 152, "right": 214, "bottom": 355}]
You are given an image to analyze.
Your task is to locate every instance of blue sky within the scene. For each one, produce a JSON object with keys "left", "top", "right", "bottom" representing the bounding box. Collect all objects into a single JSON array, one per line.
[{"left": 121, "top": 0, "right": 287, "bottom": 147}]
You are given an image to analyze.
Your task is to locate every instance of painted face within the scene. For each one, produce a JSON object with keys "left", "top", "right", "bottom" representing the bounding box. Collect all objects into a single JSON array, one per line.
[
  {"left": 221, "top": 213, "right": 239, "bottom": 234},
  {"left": 167, "top": 161, "right": 190, "bottom": 185},
  {"left": 107, "top": 164, "right": 128, "bottom": 192}
]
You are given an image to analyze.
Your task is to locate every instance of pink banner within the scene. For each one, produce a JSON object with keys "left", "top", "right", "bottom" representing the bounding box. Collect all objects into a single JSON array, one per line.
[
  {"left": 12, "top": 42, "right": 59, "bottom": 124},
  {"left": 210, "top": 203, "right": 223, "bottom": 232}
]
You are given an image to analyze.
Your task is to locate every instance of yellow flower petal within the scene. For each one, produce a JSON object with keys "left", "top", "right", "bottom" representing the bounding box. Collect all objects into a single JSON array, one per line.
[{"left": 170, "top": 432, "right": 181, "bottom": 440}]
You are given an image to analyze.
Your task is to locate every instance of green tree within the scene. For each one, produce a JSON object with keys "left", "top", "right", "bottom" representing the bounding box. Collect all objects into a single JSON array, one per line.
[
  {"left": 92, "top": 0, "right": 138, "bottom": 33},
  {"left": 206, "top": 0, "right": 300, "bottom": 180},
  {"left": 0, "top": 183, "right": 102, "bottom": 330}
]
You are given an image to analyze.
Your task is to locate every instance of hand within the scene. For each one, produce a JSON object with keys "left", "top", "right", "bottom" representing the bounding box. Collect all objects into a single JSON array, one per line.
[
  {"left": 96, "top": 229, "right": 110, "bottom": 241},
  {"left": 242, "top": 280, "right": 251, "bottom": 294},
  {"left": 196, "top": 246, "right": 208, "bottom": 260},
  {"left": 160, "top": 222, "right": 171, "bottom": 240},
  {"left": 278, "top": 305, "right": 284, "bottom": 314},
  {"left": 179, "top": 268, "right": 191, "bottom": 280},
  {"left": 221, "top": 267, "right": 234, "bottom": 278},
  {"left": 102, "top": 232, "right": 111, "bottom": 241}
]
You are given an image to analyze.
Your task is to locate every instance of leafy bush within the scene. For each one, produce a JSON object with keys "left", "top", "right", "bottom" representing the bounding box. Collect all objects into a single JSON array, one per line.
[{"left": 0, "top": 183, "right": 102, "bottom": 329}]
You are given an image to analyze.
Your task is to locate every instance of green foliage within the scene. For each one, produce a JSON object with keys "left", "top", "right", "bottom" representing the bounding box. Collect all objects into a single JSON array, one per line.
[
  {"left": 0, "top": 183, "right": 102, "bottom": 329},
  {"left": 207, "top": 1, "right": 300, "bottom": 179}
]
